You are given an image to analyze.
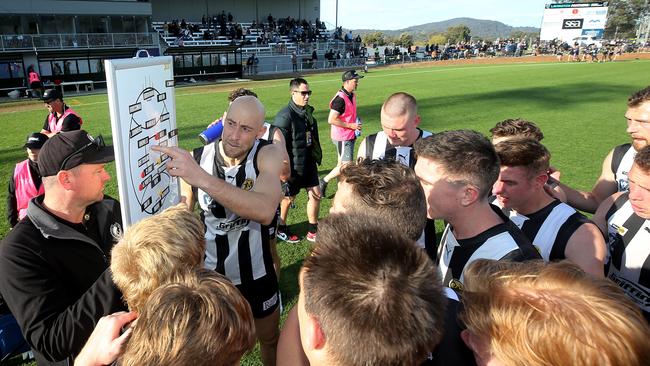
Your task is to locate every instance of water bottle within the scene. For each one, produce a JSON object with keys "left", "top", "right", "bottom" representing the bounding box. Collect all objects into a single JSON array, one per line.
[
  {"left": 198, "top": 119, "right": 224, "bottom": 145},
  {"left": 355, "top": 117, "right": 362, "bottom": 138}
]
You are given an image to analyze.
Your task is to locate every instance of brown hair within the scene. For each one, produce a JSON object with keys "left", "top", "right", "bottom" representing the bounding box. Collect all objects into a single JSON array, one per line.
[
  {"left": 111, "top": 204, "right": 206, "bottom": 312},
  {"left": 490, "top": 118, "right": 544, "bottom": 141},
  {"left": 494, "top": 138, "right": 550, "bottom": 177},
  {"left": 228, "top": 87, "right": 257, "bottom": 102},
  {"left": 634, "top": 146, "right": 650, "bottom": 173},
  {"left": 119, "top": 268, "right": 255, "bottom": 366},
  {"left": 628, "top": 86, "right": 650, "bottom": 108},
  {"left": 415, "top": 130, "right": 499, "bottom": 199},
  {"left": 339, "top": 158, "right": 426, "bottom": 241},
  {"left": 302, "top": 214, "right": 446, "bottom": 365},
  {"left": 460, "top": 260, "right": 650, "bottom": 366}
]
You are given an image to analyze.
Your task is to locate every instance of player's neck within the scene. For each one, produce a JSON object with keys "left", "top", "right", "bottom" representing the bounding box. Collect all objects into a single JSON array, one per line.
[
  {"left": 218, "top": 142, "right": 246, "bottom": 167},
  {"left": 449, "top": 202, "right": 503, "bottom": 240},
  {"left": 513, "top": 190, "right": 555, "bottom": 216}
]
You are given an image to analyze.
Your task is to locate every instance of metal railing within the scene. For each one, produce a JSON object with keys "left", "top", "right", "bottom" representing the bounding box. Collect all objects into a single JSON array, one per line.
[
  {"left": 243, "top": 57, "right": 366, "bottom": 75},
  {"left": 0, "top": 33, "right": 158, "bottom": 51}
]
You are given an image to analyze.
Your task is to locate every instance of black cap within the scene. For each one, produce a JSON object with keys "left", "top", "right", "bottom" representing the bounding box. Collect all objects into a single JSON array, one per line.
[
  {"left": 41, "top": 88, "right": 63, "bottom": 103},
  {"left": 38, "top": 130, "right": 114, "bottom": 177},
  {"left": 23, "top": 132, "right": 48, "bottom": 149},
  {"left": 342, "top": 70, "right": 364, "bottom": 82}
]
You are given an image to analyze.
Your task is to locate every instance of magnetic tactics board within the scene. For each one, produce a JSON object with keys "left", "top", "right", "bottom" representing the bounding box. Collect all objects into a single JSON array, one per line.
[{"left": 105, "top": 56, "right": 180, "bottom": 228}]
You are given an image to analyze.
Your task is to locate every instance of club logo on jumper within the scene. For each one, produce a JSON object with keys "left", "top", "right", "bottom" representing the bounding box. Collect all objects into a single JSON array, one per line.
[
  {"left": 610, "top": 223, "right": 628, "bottom": 236},
  {"left": 241, "top": 178, "right": 254, "bottom": 191},
  {"left": 110, "top": 222, "right": 123, "bottom": 241},
  {"left": 562, "top": 18, "right": 584, "bottom": 29},
  {"left": 448, "top": 279, "right": 464, "bottom": 291}
]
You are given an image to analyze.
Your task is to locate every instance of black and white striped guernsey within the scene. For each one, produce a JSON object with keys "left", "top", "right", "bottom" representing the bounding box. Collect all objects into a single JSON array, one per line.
[
  {"left": 498, "top": 199, "right": 590, "bottom": 262},
  {"left": 605, "top": 192, "right": 650, "bottom": 320},
  {"left": 262, "top": 122, "right": 277, "bottom": 142},
  {"left": 437, "top": 205, "right": 540, "bottom": 291},
  {"left": 361, "top": 128, "right": 436, "bottom": 258},
  {"left": 193, "top": 139, "right": 275, "bottom": 286},
  {"left": 611, "top": 143, "right": 636, "bottom": 192},
  {"left": 362, "top": 128, "right": 432, "bottom": 168}
]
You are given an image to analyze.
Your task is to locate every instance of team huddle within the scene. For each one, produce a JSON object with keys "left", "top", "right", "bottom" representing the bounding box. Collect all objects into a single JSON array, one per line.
[{"left": 2, "top": 75, "right": 650, "bottom": 366}]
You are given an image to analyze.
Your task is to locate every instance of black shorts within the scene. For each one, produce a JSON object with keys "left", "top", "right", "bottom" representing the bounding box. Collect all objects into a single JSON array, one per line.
[
  {"left": 236, "top": 273, "right": 279, "bottom": 318},
  {"left": 287, "top": 158, "right": 319, "bottom": 196}
]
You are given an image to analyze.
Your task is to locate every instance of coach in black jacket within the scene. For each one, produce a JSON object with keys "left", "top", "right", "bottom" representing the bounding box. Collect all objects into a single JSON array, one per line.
[
  {"left": 272, "top": 77, "right": 323, "bottom": 242},
  {"left": 0, "top": 130, "right": 125, "bottom": 365}
]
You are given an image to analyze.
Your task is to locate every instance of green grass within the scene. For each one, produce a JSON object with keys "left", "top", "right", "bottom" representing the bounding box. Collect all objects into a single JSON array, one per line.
[{"left": 2, "top": 59, "right": 649, "bottom": 365}]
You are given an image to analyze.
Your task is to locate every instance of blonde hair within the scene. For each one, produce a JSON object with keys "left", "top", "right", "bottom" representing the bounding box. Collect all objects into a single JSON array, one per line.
[
  {"left": 111, "top": 204, "right": 206, "bottom": 312},
  {"left": 460, "top": 260, "right": 650, "bottom": 366},
  {"left": 119, "top": 268, "right": 255, "bottom": 366}
]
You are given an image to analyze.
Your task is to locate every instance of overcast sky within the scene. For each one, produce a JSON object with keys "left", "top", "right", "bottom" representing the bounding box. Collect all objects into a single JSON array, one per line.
[{"left": 319, "top": 0, "right": 552, "bottom": 29}]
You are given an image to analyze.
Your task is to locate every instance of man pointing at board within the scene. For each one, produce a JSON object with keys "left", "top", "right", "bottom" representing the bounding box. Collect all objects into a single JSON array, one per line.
[
  {"left": 0, "top": 130, "right": 126, "bottom": 365},
  {"left": 153, "top": 96, "right": 284, "bottom": 366}
]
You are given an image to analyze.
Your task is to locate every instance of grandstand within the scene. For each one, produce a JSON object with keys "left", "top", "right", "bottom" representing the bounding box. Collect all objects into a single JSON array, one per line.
[{"left": 0, "top": 0, "right": 363, "bottom": 97}]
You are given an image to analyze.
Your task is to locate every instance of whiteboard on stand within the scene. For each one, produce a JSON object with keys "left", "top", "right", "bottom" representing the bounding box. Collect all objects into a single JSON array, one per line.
[{"left": 105, "top": 56, "right": 180, "bottom": 229}]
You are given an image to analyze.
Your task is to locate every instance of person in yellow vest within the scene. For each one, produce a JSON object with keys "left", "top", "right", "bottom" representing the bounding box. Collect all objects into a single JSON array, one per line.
[
  {"left": 7, "top": 132, "right": 48, "bottom": 227},
  {"left": 40, "top": 89, "right": 83, "bottom": 137}
]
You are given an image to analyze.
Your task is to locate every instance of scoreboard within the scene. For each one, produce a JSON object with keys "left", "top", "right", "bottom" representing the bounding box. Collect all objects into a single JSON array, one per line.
[{"left": 540, "top": 2, "right": 609, "bottom": 42}]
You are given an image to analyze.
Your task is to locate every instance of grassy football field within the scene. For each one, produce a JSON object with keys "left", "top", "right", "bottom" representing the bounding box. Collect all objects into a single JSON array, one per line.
[{"left": 1, "top": 57, "right": 648, "bottom": 365}]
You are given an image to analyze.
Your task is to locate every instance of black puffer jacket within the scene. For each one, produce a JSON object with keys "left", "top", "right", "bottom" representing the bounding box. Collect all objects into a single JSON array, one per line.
[{"left": 272, "top": 100, "right": 322, "bottom": 177}]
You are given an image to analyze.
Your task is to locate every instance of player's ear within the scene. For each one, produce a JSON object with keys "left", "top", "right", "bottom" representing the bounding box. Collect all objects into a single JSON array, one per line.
[
  {"left": 534, "top": 172, "right": 549, "bottom": 188},
  {"left": 459, "top": 184, "right": 480, "bottom": 207},
  {"left": 413, "top": 115, "right": 421, "bottom": 127},
  {"left": 257, "top": 124, "right": 268, "bottom": 139},
  {"left": 57, "top": 170, "right": 73, "bottom": 189}
]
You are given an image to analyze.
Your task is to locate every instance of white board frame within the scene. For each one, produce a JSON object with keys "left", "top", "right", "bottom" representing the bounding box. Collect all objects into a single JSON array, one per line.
[{"left": 105, "top": 56, "right": 180, "bottom": 228}]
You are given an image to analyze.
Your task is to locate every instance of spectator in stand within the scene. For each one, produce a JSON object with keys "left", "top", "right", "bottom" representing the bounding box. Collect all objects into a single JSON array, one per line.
[
  {"left": 311, "top": 50, "right": 318, "bottom": 68},
  {"left": 27, "top": 65, "right": 42, "bottom": 97}
]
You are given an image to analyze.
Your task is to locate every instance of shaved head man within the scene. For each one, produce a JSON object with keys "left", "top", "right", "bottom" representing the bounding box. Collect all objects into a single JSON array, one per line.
[{"left": 153, "top": 95, "right": 284, "bottom": 365}]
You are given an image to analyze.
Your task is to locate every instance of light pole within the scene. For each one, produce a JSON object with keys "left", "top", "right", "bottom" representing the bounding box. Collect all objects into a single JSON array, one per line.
[{"left": 335, "top": 0, "right": 339, "bottom": 29}]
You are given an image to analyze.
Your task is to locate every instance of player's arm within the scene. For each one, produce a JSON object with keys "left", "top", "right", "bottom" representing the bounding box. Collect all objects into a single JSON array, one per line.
[
  {"left": 591, "top": 192, "right": 623, "bottom": 235},
  {"left": 555, "top": 149, "right": 617, "bottom": 213},
  {"left": 272, "top": 128, "right": 291, "bottom": 182},
  {"left": 180, "top": 179, "right": 196, "bottom": 211},
  {"left": 153, "top": 145, "right": 282, "bottom": 225},
  {"left": 564, "top": 222, "right": 607, "bottom": 277},
  {"left": 327, "top": 107, "right": 359, "bottom": 131},
  {"left": 41, "top": 118, "right": 56, "bottom": 138}
]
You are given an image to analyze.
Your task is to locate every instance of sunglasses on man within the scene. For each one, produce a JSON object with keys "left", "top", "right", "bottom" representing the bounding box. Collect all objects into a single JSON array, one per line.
[
  {"left": 60, "top": 135, "right": 105, "bottom": 170},
  {"left": 293, "top": 90, "right": 312, "bottom": 96}
]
